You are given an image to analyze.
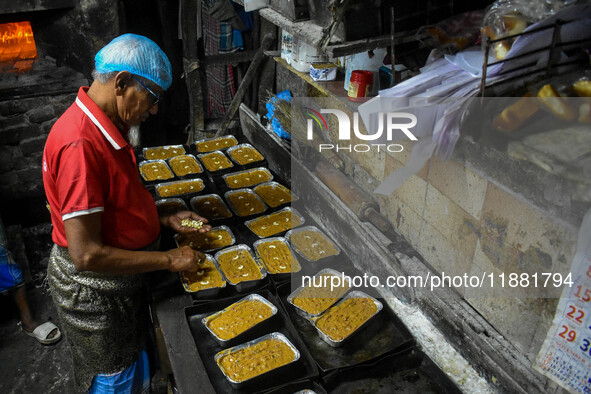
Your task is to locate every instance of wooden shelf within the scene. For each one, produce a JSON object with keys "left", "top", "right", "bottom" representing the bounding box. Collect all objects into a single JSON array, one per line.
[{"left": 259, "top": 6, "right": 418, "bottom": 58}]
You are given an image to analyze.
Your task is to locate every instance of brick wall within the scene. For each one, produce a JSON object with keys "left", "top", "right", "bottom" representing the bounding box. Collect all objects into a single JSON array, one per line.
[{"left": 0, "top": 94, "right": 76, "bottom": 202}]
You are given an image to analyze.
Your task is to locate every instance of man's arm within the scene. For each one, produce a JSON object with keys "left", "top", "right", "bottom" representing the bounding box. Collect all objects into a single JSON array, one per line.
[{"left": 64, "top": 212, "right": 204, "bottom": 275}]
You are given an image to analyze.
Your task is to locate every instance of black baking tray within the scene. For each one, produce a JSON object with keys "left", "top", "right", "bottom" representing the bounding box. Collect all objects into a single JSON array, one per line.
[
  {"left": 322, "top": 348, "right": 461, "bottom": 394},
  {"left": 185, "top": 289, "right": 319, "bottom": 393},
  {"left": 262, "top": 379, "right": 327, "bottom": 394},
  {"left": 277, "top": 276, "right": 415, "bottom": 374}
]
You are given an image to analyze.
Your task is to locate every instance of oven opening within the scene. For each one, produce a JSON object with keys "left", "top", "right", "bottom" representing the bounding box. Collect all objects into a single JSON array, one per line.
[{"left": 0, "top": 21, "right": 38, "bottom": 73}]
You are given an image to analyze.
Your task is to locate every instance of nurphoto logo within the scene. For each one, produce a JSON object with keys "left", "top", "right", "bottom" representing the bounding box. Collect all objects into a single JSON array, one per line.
[{"left": 305, "top": 108, "right": 418, "bottom": 153}]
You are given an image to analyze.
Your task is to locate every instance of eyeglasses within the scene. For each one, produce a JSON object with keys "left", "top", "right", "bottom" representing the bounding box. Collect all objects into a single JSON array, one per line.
[{"left": 131, "top": 75, "right": 160, "bottom": 107}]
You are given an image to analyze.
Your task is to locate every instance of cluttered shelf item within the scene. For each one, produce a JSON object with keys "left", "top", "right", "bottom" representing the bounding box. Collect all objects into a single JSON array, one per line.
[
  {"left": 224, "top": 168, "right": 273, "bottom": 189},
  {"left": 169, "top": 154, "right": 203, "bottom": 176},
  {"left": 203, "top": 296, "right": 276, "bottom": 341},
  {"left": 143, "top": 145, "right": 185, "bottom": 160}
]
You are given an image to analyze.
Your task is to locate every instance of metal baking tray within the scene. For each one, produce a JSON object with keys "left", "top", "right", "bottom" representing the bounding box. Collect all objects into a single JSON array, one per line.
[
  {"left": 253, "top": 181, "right": 298, "bottom": 208},
  {"left": 167, "top": 154, "right": 203, "bottom": 178},
  {"left": 174, "top": 225, "right": 236, "bottom": 253},
  {"left": 253, "top": 237, "right": 302, "bottom": 279},
  {"left": 196, "top": 150, "right": 234, "bottom": 174},
  {"left": 190, "top": 194, "right": 233, "bottom": 221},
  {"left": 202, "top": 294, "right": 278, "bottom": 346},
  {"left": 142, "top": 144, "right": 185, "bottom": 160},
  {"left": 285, "top": 225, "right": 341, "bottom": 262},
  {"left": 244, "top": 207, "right": 305, "bottom": 239},
  {"left": 222, "top": 167, "right": 273, "bottom": 189},
  {"left": 138, "top": 159, "right": 175, "bottom": 182},
  {"left": 154, "top": 178, "right": 205, "bottom": 198},
  {"left": 179, "top": 254, "right": 227, "bottom": 299},
  {"left": 194, "top": 135, "right": 238, "bottom": 153},
  {"left": 154, "top": 198, "right": 188, "bottom": 216},
  {"left": 311, "top": 290, "right": 383, "bottom": 347},
  {"left": 224, "top": 188, "right": 268, "bottom": 217},
  {"left": 226, "top": 143, "right": 265, "bottom": 166},
  {"left": 287, "top": 268, "right": 350, "bottom": 319},
  {"left": 214, "top": 332, "right": 300, "bottom": 388},
  {"left": 214, "top": 244, "right": 268, "bottom": 292}
]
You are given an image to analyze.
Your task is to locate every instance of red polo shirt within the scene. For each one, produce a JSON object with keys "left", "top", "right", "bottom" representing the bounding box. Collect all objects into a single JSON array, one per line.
[{"left": 42, "top": 87, "right": 160, "bottom": 249}]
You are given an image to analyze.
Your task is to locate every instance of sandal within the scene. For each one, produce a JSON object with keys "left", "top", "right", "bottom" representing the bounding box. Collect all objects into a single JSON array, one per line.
[{"left": 24, "top": 321, "right": 62, "bottom": 345}]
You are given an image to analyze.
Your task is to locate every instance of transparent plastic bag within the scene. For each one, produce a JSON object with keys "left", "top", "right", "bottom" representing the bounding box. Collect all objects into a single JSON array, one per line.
[{"left": 481, "top": 0, "right": 577, "bottom": 59}]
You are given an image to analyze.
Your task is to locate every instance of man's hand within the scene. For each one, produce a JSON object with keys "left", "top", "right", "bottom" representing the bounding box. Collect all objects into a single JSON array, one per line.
[
  {"left": 166, "top": 245, "right": 206, "bottom": 272},
  {"left": 160, "top": 211, "right": 211, "bottom": 234}
]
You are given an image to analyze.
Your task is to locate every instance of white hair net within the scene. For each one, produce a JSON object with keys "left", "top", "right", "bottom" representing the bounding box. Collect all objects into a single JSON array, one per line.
[{"left": 94, "top": 33, "right": 173, "bottom": 90}]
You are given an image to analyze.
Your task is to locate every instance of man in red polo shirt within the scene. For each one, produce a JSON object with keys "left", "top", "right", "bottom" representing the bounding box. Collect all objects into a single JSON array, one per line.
[{"left": 42, "top": 34, "right": 209, "bottom": 393}]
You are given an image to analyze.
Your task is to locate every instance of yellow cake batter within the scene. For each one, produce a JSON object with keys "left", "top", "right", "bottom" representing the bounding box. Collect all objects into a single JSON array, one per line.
[
  {"left": 139, "top": 161, "right": 174, "bottom": 181},
  {"left": 181, "top": 259, "right": 225, "bottom": 292},
  {"left": 224, "top": 169, "right": 272, "bottom": 189},
  {"left": 156, "top": 179, "right": 204, "bottom": 197},
  {"left": 176, "top": 228, "right": 233, "bottom": 250},
  {"left": 227, "top": 191, "right": 266, "bottom": 217},
  {"left": 145, "top": 145, "right": 185, "bottom": 160},
  {"left": 217, "top": 338, "right": 296, "bottom": 382},
  {"left": 290, "top": 230, "right": 339, "bottom": 261},
  {"left": 256, "top": 240, "right": 300, "bottom": 274},
  {"left": 292, "top": 273, "right": 349, "bottom": 315},
  {"left": 315, "top": 297, "right": 378, "bottom": 341},
  {"left": 206, "top": 299, "right": 274, "bottom": 340},
  {"left": 192, "top": 196, "right": 232, "bottom": 220},
  {"left": 254, "top": 184, "right": 293, "bottom": 207},
  {"left": 217, "top": 249, "right": 262, "bottom": 284},
  {"left": 196, "top": 136, "right": 238, "bottom": 152},
  {"left": 169, "top": 155, "right": 202, "bottom": 176},
  {"left": 247, "top": 210, "right": 302, "bottom": 238},
  {"left": 228, "top": 146, "right": 264, "bottom": 165}
]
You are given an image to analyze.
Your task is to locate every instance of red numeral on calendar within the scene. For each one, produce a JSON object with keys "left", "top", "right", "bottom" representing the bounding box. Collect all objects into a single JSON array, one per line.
[
  {"left": 559, "top": 325, "right": 577, "bottom": 342},
  {"left": 567, "top": 306, "right": 585, "bottom": 324},
  {"left": 575, "top": 285, "right": 591, "bottom": 302}
]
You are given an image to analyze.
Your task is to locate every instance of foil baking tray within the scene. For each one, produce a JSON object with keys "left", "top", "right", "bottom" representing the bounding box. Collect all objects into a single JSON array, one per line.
[
  {"left": 174, "top": 225, "right": 236, "bottom": 253},
  {"left": 190, "top": 194, "right": 233, "bottom": 221},
  {"left": 253, "top": 237, "right": 302, "bottom": 278},
  {"left": 214, "top": 244, "right": 268, "bottom": 292},
  {"left": 194, "top": 135, "right": 238, "bottom": 153},
  {"left": 154, "top": 178, "right": 205, "bottom": 198},
  {"left": 214, "top": 332, "right": 300, "bottom": 388},
  {"left": 287, "top": 268, "right": 350, "bottom": 319},
  {"left": 222, "top": 167, "right": 273, "bottom": 189},
  {"left": 142, "top": 144, "right": 185, "bottom": 160},
  {"left": 285, "top": 225, "right": 341, "bottom": 262},
  {"left": 253, "top": 181, "right": 298, "bottom": 208},
  {"left": 226, "top": 143, "right": 265, "bottom": 166},
  {"left": 154, "top": 198, "right": 188, "bottom": 216},
  {"left": 167, "top": 154, "right": 203, "bottom": 178},
  {"left": 224, "top": 188, "right": 268, "bottom": 217},
  {"left": 244, "top": 207, "right": 305, "bottom": 239},
  {"left": 138, "top": 159, "right": 175, "bottom": 182},
  {"left": 311, "top": 290, "right": 383, "bottom": 347},
  {"left": 197, "top": 150, "right": 235, "bottom": 173},
  {"left": 202, "top": 293, "right": 278, "bottom": 346},
  {"left": 179, "top": 254, "right": 227, "bottom": 299}
]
